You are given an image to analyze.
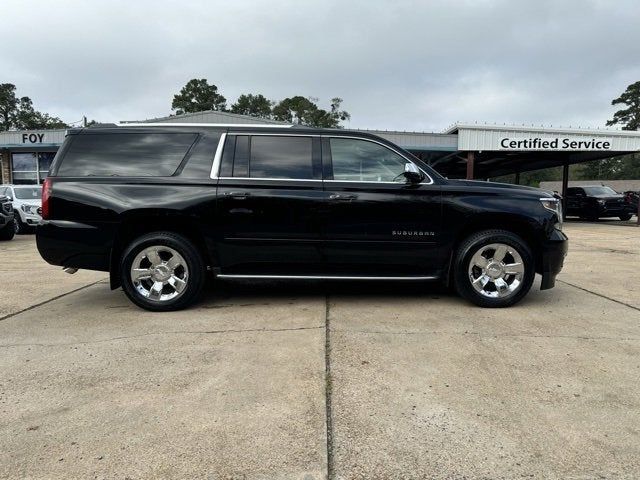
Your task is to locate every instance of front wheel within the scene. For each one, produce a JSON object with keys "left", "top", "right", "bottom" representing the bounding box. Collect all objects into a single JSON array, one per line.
[
  {"left": 120, "top": 232, "right": 206, "bottom": 311},
  {"left": 619, "top": 213, "right": 632, "bottom": 221},
  {"left": 0, "top": 221, "right": 16, "bottom": 241},
  {"left": 453, "top": 230, "right": 535, "bottom": 308}
]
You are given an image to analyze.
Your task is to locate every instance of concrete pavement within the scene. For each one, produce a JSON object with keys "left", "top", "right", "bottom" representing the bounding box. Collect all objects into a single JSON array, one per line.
[{"left": 0, "top": 221, "right": 639, "bottom": 479}]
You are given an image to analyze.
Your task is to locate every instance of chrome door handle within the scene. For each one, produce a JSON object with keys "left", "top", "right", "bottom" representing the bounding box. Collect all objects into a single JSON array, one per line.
[
  {"left": 329, "top": 194, "right": 357, "bottom": 201},
  {"left": 224, "top": 191, "right": 251, "bottom": 199}
]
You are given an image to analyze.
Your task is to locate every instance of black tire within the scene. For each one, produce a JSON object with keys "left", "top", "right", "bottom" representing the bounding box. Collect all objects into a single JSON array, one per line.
[
  {"left": 453, "top": 229, "right": 535, "bottom": 308},
  {"left": 586, "top": 213, "right": 598, "bottom": 221},
  {"left": 619, "top": 213, "right": 632, "bottom": 221},
  {"left": 119, "top": 232, "right": 206, "bottom": 312},
  {"left": 0, "top": 221, "right": 16, "bottom": 241}
]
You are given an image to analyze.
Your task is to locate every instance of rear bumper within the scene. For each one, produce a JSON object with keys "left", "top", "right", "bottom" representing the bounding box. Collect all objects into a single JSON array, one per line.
[
  {"left": 36, "top": 220, "right": 115, "bottom": 272},
  {"left": 540, "top": 229, "right": 568, "bottom": 290}
]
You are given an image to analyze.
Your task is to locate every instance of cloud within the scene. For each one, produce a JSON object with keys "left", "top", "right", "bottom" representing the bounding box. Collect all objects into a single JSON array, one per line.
[{"left": 1, "top": 0, "right": 638, "bottom": 131}]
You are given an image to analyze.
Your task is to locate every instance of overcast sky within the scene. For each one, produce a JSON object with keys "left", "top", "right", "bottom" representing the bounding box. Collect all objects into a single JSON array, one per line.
[{"left": 2, "top": 0, "right": 639, "bottom": 132}]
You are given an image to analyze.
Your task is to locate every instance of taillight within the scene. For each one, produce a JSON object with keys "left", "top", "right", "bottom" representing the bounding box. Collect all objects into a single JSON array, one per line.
[{"left": 42, "top": 178, "right": 52, "bottom": 220}]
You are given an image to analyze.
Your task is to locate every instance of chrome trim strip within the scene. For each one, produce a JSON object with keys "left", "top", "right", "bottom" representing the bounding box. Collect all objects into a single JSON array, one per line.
[
  {"left": 323, "top": 180, "right": 420, "bottom": 185},
  {"left": 228, "top": 132, "right": 320, "bottom": 137},
  {"left": 219, "top": 176, "right": 321, "bottom": 182},
  {"left": 209, "top": 131, "right": 435, "bottom": 184},
  {"left": 216, "top": 274, "right": 439, "bottom": 281},
  {"left": 323, "top": 135, "right": 434, "bottom": 185},
  {"left": 118, "top": 122, "right": 294, "bottom": 128},
  {"left": 210, "top": 133, "right": 227, "bottom": 179},
  {"left": 219, "top": 177, "right": 425, "bottom": 186}
]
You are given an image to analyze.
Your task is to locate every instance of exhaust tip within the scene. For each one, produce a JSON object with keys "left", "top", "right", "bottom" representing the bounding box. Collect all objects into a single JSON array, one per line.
[{"left": 63, "top": 267, "right": 78, "bottom": 274}]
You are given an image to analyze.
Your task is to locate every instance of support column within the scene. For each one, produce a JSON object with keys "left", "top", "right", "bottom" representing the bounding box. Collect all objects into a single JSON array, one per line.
[
  {"left": 561, "top": 163, "right": 569, "bottom": 220},
  {"left": 466, "top": 151, "right": 475, "bottom": 180},
  {"left": 0, "top": 150, "right": 10, "bottom": 185},
  {"left": 514, "top": 171, "right": 521, "bottom": 185}
]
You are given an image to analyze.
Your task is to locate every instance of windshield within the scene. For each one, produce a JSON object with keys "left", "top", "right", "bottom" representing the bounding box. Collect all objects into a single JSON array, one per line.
[
  {"left": 583, "top": 186, "right": 617, "bottom": 196},
  {"left": 13, "top": 187, "right": 42, "bottom": 200}
]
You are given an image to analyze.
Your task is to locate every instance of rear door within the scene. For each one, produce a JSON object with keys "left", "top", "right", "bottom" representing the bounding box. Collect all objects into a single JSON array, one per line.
[
  {"left": 215, "top": 133, "right": 324, "bottom": 275},
  {"left": 321, "top": 136, "right": 442, "bottom": 277}
]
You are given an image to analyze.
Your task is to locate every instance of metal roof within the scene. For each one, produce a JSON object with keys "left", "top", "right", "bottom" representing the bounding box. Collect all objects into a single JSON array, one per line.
[{"left": 120, "top": 109, "right": 290, "bottom": 125}]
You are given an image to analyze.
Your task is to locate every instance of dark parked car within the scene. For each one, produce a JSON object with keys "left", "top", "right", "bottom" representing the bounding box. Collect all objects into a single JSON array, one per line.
[
  {"left": 36, "top": 125, "right": 568, "bottom": 311},
  {"left": 566, "top": 186, "right": 633, "bottom": 221},
  {"left": 0, "top": 194, "right": 15, "bottom": 241}
]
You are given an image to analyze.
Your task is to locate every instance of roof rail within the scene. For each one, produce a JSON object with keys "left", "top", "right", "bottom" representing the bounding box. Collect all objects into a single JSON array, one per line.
[{"left": 116, "top": 122, "right": 294, "bottom": 128}]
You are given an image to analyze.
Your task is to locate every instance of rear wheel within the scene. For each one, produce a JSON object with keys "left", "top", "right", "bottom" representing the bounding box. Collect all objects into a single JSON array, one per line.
[
  {"left": 453, "top": 230, "right": 535, "bottom": 308},
  {"left": 120, "top": 232, "right": 206, "bottom": 311}
]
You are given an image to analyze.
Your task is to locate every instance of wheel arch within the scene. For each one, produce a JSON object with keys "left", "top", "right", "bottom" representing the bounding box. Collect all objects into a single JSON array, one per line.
[
  {"left": 444, "top": 213, "right": 544, "bottom": 286},
  {"left": 109, "top": 211, "right": 215, "bottom": 290}
]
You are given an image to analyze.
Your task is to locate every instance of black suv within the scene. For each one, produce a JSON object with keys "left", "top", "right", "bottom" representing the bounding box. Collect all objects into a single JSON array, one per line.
[
  {"left": 36, "top": 125, "right": 567, "bottom": 311},
  {"left": 0, "top": 194, "right": 15, "bottom": 241},
  {"left": 566, "top": 186, "right": 633, "bottom": 221}
]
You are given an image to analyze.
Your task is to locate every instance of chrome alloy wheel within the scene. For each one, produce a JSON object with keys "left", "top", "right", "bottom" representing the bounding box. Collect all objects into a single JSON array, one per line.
[
  {"left": 467, "top": 243, "right": 525, "bottom": 298},
  {"left": 130, "top": 246, "right": 189, "bottom": 302}
]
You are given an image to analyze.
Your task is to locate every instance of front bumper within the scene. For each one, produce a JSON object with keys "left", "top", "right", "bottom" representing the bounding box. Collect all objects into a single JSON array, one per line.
[
  {"left": 540, "top": 229, "right": 568, "bottom": 290},
  {"left": 0, "top": 212, "right": 14, "bottom": 226},
  {"left": 18, "top": 211, "right": 42, "bottom": 225}
]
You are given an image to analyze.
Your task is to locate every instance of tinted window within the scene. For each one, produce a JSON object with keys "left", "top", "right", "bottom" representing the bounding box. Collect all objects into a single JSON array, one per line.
[
  {"left": 249, "top": 136, "right": 313, "bottom": 179},
  {"left": 234, "top": 136, "right": 250, "bottom": 177},
  {"left": 179, "top": 131, "right": 222, "bottom": 179},
  {"left": 330, "top": 138, "right": 407, "bottom": 182},
  {"left": 583, "top": 186, "right": 617, "bottom": 196},
  {"left": 58, "top": 133, "right": 197, "bottom": 177}
]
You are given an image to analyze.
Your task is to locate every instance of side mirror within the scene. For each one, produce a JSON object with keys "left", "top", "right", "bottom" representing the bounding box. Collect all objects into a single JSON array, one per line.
[{"left": 403, "top": 163, "right": 423, "bottom": 183}]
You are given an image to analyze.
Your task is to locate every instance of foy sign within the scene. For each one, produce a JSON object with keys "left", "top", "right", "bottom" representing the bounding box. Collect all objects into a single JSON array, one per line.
[
  {"left": 499, "top": 136, "right": 612, "bottom": 151},
  {"left": 22, "top": 133, "right": 46, "bottom": 144}
]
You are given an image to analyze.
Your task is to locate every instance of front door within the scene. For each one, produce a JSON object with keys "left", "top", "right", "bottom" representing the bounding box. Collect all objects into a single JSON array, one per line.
[
  {"left": 215, "top": 134, "right": 324, "bottom": 275},
  {"left": 321, "top": 137, "right": 442, "bottom": 277}
]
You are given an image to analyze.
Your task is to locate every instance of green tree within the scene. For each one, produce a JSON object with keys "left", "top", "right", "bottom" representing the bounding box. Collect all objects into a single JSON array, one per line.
[
  {"left": 607, "top": 81, "right": 640, "bottom": 130},
  {"left": 272, "top": 96, "right": 349, "bottom": 127},
  {"left": 576, "top": 81, "right": 640, "bottom": 181},
  {"left": 0, "top": 83, "right": 66, "bottom": 131},
  {"left": 230, "top": 93, "right": 272, "bottom": 118},
  {"left": 0, "top": 84, "right": 19, "bottom": 130},
  {"left": 171, "top": 79, "right": 227, "bottom": 115},
  {"left": 15, "top": 97, "right": 67, "bottom": 129}
]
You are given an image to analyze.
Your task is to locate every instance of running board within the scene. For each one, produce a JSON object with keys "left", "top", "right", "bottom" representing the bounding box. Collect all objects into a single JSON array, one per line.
[{"left": 216, "top": 274, "right": 438, "bottom": 281}]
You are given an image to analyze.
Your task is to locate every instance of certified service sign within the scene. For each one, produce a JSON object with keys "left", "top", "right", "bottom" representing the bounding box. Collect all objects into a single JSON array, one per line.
[{"left": 499, "top": 136, "right": 613, "bottom": 151}]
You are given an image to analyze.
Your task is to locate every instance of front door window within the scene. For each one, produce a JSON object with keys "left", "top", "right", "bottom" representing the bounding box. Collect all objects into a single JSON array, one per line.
[{"left": 329, "top": 138, "right": 408, "bottom": 182}]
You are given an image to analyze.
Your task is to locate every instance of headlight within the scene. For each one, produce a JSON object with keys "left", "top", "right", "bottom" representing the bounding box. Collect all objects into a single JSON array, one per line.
[
  {"left": 597, "top": 199, "right": 606, "bottom": 205},
  {"left": 20, "top": 205, "right": 40, "bottom": 215},
  {"left": 540, "top": 197, "right": 563, "bottom": 230}
]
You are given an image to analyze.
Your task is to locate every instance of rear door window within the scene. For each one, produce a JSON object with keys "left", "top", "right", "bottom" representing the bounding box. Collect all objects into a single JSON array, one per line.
[
  {"left": 57, "top": 132, "right": 197, "bottom": 177},
  {"left": 248, "top": 136, "right": 313, "bottom": 179}
]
